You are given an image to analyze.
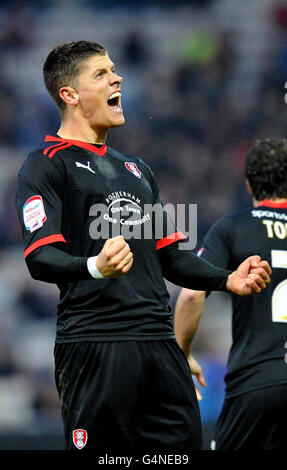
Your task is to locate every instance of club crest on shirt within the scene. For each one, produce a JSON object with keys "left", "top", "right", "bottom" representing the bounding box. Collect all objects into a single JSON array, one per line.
[
  {"left": 23, "top": 195, "right": 47, "bottom": 232},
  {"left": 125, "top": 161, "right": 142, "bottom": 179},
  {"left": 73, "top": 429, "right": 88, "bottom": 449}
]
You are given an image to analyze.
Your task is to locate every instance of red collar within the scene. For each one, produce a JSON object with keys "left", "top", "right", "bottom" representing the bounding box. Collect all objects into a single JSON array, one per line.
[
  {"left": 257, "top": 199, "right": 287, "bottom": 209},
  {"left": 44, "top": 135, "right": 107, "bottom": 157}
]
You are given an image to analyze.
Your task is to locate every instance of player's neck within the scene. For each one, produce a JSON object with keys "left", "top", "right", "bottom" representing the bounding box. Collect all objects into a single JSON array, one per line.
[{"left": 58, "top": 118, "right": 107, "bottom": 145}]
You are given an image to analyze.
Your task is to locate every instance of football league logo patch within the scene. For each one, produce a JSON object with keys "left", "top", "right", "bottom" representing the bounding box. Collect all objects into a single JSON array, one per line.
[
  {"left": 23, "top": 195, "right": 47, "bottom": 233},
  {"left": 197, "top": 247, "right": 205, "bottom": 257},
  {"left": 125, "top": 162, "right": 141, "bottom": 179},
  {"left": 73, "top": 429, "right": 88, "bottom": 449}
]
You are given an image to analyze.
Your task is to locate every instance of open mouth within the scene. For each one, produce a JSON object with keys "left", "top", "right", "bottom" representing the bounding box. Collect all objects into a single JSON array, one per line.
[{"left": 107, "top": 91, "right": 122, "bottom": 113}]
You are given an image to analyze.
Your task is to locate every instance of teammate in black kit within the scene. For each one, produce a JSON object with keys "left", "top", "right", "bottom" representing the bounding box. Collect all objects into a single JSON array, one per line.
[
  {"left": 15, "top": 41, "right": 271, "bottom": 452},
  {"left": 174, "top": 138, "right": 287, "bottom": 450}
]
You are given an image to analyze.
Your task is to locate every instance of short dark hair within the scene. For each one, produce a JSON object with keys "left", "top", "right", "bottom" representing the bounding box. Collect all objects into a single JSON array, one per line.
[
  {"left": 43, "top": 40, "right": 107, "bottom": 112},
  {"left": 244, "top": 138, "right": 287, "bottom": 201}
]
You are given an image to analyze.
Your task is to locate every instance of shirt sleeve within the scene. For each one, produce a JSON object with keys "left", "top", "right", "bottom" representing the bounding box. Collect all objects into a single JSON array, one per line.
[
  {"left": 15, "top": 152, "right": 66, "bottom": 259},
  {"left": 158, "top": 239, "right": 232, "bottom": 292},
  {"left": 25, "top": 244, "right": 90, "bottom": 283},
  {"left": 156, "top": 216, "right": 233, "bottom": 293}
]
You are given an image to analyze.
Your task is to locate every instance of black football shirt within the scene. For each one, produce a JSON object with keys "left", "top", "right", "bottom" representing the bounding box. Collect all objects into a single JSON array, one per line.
[
  {"left": 16, "top": 135, "right": 187, "bottom": 343},
  {"left": 198, "top": 201, "right": 287, "bottom": 397}
]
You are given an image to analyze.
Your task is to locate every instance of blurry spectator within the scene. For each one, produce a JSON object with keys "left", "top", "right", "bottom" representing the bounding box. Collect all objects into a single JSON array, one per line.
[
  {"left": 273, "top": 3, "right": 287, "bottom": 31},
  {"left": 0, "top": 177, "right": 23, "bottom": 247},
  {"left": 0, "top": 66, "right": 18, "bottom": 144},
  {"left": 17, "top": 284, "right": 55, "bottom": 321},
  {"left": 0, "top": 8, "right": 37, "bottom": 51},
  {"left": 30, "top": 370, "right": 62, "bottom": 433},
  {"left": 121, "top": 30, "right": 149, "bottom": 67},
  {"left": 0, "top": 341, "right": 18, "bottom": 376}
]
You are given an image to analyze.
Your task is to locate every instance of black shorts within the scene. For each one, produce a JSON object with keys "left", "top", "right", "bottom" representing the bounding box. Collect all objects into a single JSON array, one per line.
[
  {"left": 54, "top": 339, "right": 202, "bottom": 452},
  {"left": 212, "top": 383, "right": 287, "bottom": 450}
]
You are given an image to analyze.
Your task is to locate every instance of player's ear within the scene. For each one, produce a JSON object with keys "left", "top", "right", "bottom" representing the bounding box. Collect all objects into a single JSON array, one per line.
[
  {"left": 59, "top": 86, "right": 79, "bottom": 107},
  {"left": 245, "top": 179, "right": 253, "bottom": 195}
]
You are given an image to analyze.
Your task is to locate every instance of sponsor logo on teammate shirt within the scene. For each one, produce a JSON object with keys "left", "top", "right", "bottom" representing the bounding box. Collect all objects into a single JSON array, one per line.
[
  {"left": 23, "top": 195, "right": 47, "bottom": 232},
  {"left": 125, "top": 162, "right": 142, "bottom": 179},
  {"left": 73, "top": 429, "right": 88, "bottom": 449}
]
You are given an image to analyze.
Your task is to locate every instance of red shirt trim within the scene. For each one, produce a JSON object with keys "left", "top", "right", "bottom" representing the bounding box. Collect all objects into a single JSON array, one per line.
[
  {"left": 44, "top": 135, "right": 107, "bottom": 157},
  {"left": 24, "top": 234, "right": 66, "bottom": 258},
  {"left": 257, "top": 199, "right": 287, "bottom": 209},
  {"left": 44, "top": 142, "right": 73, "bottom": 158},
  {"left": 156, "top": 231, "right": 186, "bottom": 250},
  {"left": 43, "top": 141, "right": 68, "bottom": 156}
]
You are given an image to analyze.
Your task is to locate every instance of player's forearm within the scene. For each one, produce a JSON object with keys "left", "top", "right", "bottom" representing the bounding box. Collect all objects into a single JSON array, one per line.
[
  {"left": 158, "top": 242, "right": 232, "bottom": 291},
  {"left": 25, "top": 244, "right": 90, "bottom": 283},
  {"left": 174, "top": 289, "right": 206, "bottom": 356},
  {"left": 25, "top": 235, "right": 133, "bottom": 283}
]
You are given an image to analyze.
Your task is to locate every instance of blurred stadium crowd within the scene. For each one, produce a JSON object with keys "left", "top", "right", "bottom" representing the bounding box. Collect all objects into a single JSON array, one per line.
[{"left": 0, "top": 0, "right": 287, "bottom": 449}]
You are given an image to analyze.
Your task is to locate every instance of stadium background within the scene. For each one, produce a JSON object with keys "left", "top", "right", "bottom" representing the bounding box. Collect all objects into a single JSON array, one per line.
[{"left": 0, "top": 0, "right": 286, "bottom": 450}]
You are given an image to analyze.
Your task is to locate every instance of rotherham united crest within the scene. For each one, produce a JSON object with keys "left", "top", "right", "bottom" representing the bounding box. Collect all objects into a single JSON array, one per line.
[
  {"left": 73, "top": 429, "right": 88, "bottom": 449},
  {"left": 125, "top": 162, "right": 142, "bottom": 179}
]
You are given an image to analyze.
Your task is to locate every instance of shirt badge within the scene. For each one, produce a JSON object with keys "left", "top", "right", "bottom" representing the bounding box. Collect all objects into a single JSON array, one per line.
[
  {"left": 125, "top": 162, "right": 142, "bottom": 179},
  {"left": 23, "top": 195, "right": 47, "bottom": 232},
  {"left": 73, "top": 429, "right": 88, "bottom": 449}
]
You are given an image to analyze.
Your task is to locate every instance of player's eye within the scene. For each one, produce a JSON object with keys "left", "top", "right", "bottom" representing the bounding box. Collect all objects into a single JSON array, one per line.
[{"left": 95, "top": 70, "right": 105, "bottom": 79}]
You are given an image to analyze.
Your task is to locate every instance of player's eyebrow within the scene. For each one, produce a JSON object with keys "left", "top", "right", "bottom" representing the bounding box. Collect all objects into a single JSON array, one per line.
[{"left": 92, "top": 63, "right": 116, "bottom": 77}]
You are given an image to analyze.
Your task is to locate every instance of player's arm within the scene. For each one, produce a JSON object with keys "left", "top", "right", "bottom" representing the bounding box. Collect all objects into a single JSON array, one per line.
[
  {"left": 173, "top": 218, "right": 233, "bottom": 350},
  {"left": 147, "top": 173, "right": 271, "bottom": 294},
  {"left": 158, "top": 241, "right": 271, "bottom": 295},
  {"left": 172, "top": 216, "right": 271, "bottom": 397},
  {"left": 174, "top": 288, "right": 207, "bottom": 400},
  {"left": 174, "top": 289, "right": 206, "bottom": 356},
  {"left": 25, "top": 235, "right": 133, "bottom": 283},
  {"left": 142, "top": 159, "right": 271, "bottom": 293},
  {"left": 172, "top": 221, "right": 230, "bottom": 390}
]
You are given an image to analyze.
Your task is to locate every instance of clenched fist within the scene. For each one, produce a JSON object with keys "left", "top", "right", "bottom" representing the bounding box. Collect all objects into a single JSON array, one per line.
[
  {"left": 96, "top": 235, "right": 133, "bottom": 278},
  {"left": 226, "top": 255, "right": 271, "bottom": 295}
]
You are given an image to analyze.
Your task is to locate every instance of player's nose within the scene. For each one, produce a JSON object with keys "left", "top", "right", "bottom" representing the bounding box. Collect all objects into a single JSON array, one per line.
[{"left": 110, "top": 72, "right": 123, "bottom": 85}]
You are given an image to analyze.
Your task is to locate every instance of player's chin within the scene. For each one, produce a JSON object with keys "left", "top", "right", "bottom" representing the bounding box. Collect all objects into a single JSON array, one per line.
[
  {"left": 110, "top": 115, "right": 125, "bottom": 127},
  {"left": 107, "top": 106, "right": 125, "bottom": 127}
]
